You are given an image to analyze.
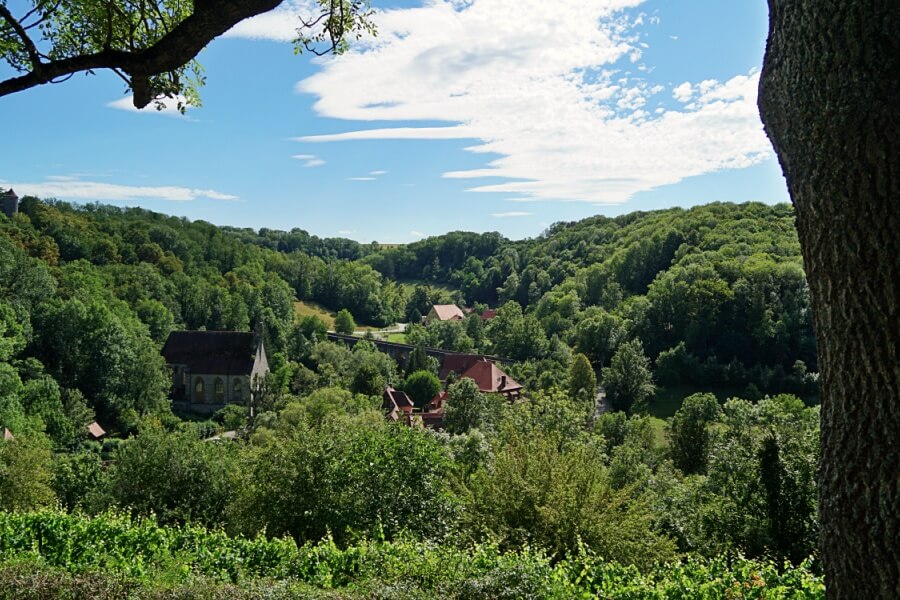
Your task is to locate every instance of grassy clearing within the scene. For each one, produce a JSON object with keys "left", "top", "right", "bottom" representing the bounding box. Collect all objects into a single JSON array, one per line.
[
  {"left": 386, "top": 333, "right": 408, "bottom": 344},
  {"left": 294, "top": 300, "right": 337, "bottom": 328}
]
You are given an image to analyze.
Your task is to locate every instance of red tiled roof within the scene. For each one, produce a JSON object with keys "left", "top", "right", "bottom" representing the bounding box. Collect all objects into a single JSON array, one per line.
[
  {"left": 427, "top": 390, "right": 448, "bottom": 411},
  {"left": 430, "top": 304, "right": 465, "bottom": 321},
  {"left": 439, "top": 354, "right": 489, "bottom": 380},
  {"left": 461, "top": 361, "right": 522, "bottom": 395},
  {"left": 480, "top": 309, "right": 496, "bottom": 321},
  {"left": 384, "top": 386, "right": 415, "bottom": 416}
]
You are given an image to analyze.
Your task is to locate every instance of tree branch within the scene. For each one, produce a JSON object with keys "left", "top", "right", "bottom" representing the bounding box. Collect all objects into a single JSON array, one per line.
[
  {"left": 0, "top": 4, "right": 42, "bottom": 69},
  {"left": 0, "top": 0, "right": 283, "bottom": 106}
]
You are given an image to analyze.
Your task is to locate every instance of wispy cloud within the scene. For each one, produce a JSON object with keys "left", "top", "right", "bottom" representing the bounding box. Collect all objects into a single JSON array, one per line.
[
  {"left": 410, "top": 230, "right": 425, "bottom": 238},
  {"left": 348, "top": 176, "right": 375, "bottom": 181},
  {"left": 282, "top": 0, "right": 770, "bottom": 204},
  {"left": 10, "top": 177, "right": 237, "bottom": 202},
  {"left": 492, "top": 211, "right": 532, "bottom": 218},
  {"left": 292, "top": 154, "right": 326, "bottom": 167},
  {"left": 369, "top": 170, "right": 387, "bottom": 175},
  {"left": 338, "top": 229, "right": 354, "bottom": 235}
]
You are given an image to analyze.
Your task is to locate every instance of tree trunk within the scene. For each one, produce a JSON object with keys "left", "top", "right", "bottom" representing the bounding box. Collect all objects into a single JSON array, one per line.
[{"left": 758, "top": 1, "right": 899, "bottom": 597}]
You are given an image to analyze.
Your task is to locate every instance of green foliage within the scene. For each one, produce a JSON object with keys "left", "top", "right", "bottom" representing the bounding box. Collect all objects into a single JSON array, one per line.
[
  {"left": 235, "top": 421, "right": 456, "bottom": 544},
  {"left": 334, "top": 309, "right": 356, "bottom": 334},
  {"left": 465, "top": 430, "right": 675, "bottom": 568},
  {"left": 0, "top": 510, "right": 825, "bottom": 598},
  {"left": 443, "top": 378, "right": 502, "bottom": 435},
  {"left": 668, "top": 393, "right": 721, "bottom": 475},
  {"left": 0, "top": 435, "right": 55, "bottom": 511},
  {"left": 568, "top": 353, "right": 597, "bottom": 409},
  {"left": 51, "top": 450, "right": 105, "bottom": 512},
  {"left": 107, "top": 425, "right": 237, "bottom": 527},
  {"left": 602, "top": 339, "right": 655, "bottom": 414},
  {"left": 402, "top": 370, "right": 441, "bottom": 409}
]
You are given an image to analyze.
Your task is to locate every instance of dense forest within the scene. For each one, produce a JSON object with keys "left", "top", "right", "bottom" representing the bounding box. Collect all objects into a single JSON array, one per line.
[{"left": 0, "top": 197, "right": 824, "bottom": 597}]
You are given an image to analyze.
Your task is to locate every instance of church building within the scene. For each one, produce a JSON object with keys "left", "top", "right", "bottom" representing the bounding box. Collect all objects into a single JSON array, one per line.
[{"left": 161, "top": 328, "right": 269, "bottom": 415}]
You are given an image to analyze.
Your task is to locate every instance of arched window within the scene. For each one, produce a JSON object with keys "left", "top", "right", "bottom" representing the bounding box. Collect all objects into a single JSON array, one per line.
[
  {"left": 233, "top": 378, "right": 242, "bottom": 402},
  {"left": 194, "top": 378, "right": 205, "bottom": 402},
  {"left": 214, "top": 378, "right": 225, "bottom": 403}
]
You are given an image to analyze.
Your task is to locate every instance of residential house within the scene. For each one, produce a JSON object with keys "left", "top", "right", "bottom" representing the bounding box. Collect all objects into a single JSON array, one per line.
[
  {"left": 425, "top": 304, "right": 465, "bottom": 323},
  {"left": 161, "top": 328, "right": 269, "bottom": 415},
  {"left": 383, "top": 385, "right": 415, "bottom": 423}
]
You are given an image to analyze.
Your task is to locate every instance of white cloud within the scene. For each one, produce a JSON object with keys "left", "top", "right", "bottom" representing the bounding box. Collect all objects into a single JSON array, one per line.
[
  {"left": 107, "top": 95, "right": 192, "bottom": 117},
  {"left": 288, "top": 0, "right": 771, "bottom": 204},
  {"left": 348, "top": 177, "right": 375, "bottom": 181},
  {"left": 492, "top": 211, "right": 532, "bottom": 218},
  {"left": 11, "top": 177, "right": 237, "bottom": 202},
  {"left": 297, "top": 126, "right": 475, "bottom": 142},
  {"left": 338, "top": 229, "right": 354, "bottom": 235},
  {"left": 369, "top": 170, "right": 387, "bottom": 175},
  {"left": 292, "top": 154, "right": 325, "bottom": 167},
  {"left": 224, "top": 0, "right": 318, "bottom": 41},
  {"left": 672, "top": 82, "right": 693, "bottom": 102},
  {"left": 410, "top": 230, "right": 425, "bottom": 238}
]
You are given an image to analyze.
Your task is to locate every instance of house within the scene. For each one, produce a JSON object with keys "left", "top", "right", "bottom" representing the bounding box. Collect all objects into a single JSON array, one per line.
[
  {"left": 425, "top": 304, "right": 465, "bottom": 323},
  {"left": 439, "top": 355, "right": 523, "bottom": 401},
  {"left": 1, "top": 428, "right": 13, "bottom": 441},
  {"left": 480, "top": 308, "right": 496, "bottom": 321},
  {"left": 383, "top": 386, "right": 415, "bottom": 423},
  {"left": 161, "top": 327, "right": 269, "bottom": 416},
  {"left": 0, "top": 189, "right": 18, "bottom": 218}
]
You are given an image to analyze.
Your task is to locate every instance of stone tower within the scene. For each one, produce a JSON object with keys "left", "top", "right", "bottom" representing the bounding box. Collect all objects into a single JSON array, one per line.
[{"left": 0, "top": 189, "right": 19, "bottom": 218}]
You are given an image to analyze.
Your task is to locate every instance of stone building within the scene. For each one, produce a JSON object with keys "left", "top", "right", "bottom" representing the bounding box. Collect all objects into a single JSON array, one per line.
[
  {"left": 161, "top": 328, "right": 269, "bottom": 415},
  {"left": 0, "top": 189, "right": 19, "bottom": 218}
]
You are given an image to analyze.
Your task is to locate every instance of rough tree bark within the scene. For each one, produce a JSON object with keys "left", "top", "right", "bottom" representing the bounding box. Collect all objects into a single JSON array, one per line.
[{"left": 758, "top": 1, "right": 899, "bottom": 597}]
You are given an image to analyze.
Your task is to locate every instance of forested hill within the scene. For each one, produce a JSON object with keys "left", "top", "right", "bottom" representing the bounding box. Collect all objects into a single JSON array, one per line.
[{"left": 0, "top": 197, "right": 815, "bottom": 433}]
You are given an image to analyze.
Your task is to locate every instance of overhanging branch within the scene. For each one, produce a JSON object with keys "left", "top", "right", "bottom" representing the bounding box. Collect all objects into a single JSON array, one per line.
[{"left": 0, "top": 0, "right": 283, "bottom": 107}]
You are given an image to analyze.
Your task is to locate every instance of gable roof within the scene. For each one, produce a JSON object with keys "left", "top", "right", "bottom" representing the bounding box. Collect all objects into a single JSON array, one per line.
[
  {"left": 430, "top": 304, "right": 465, "bottom": 321},
  {"left": 162, "top": 330, "right": 259, "bottom": 375},
  {"left": 461, "top": 361, "right": 522, "bottom": 395},
  {"left": 87, "top": 421, "right": 106, "bottom": 439},
  {"left": 384, "top": 386, "right": 415, "bottom": 412},
  {"left": 1, "top": 188, "right": 16, "bottom": 198},
  {"left": 480, "top": 309, "right": 496, "bottom": 321},
  {"left": 2, "top": 427, "right": 13, "bottom": 441},
  {"left": 439, "top": 354, "right": 489, "bottom": 380}
]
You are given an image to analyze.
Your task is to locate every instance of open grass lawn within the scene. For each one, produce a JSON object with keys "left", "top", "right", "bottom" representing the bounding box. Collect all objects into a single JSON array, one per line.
[
  {"left": 386, "top": 333, "right": 408, "bottom": 344},
  {"left": 294, "top": 300, "right": 385, "bottom": 332},
  {"left": 396, "top": 279, "right": 459, "bottom": 295},
  {"left": 294, "top": 300, "right": 336, "bottom": 328}
]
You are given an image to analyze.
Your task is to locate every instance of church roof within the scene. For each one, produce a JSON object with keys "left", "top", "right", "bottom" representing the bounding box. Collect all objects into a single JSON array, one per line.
[{"left": 162, "top": 330, "right": 258, "bottom": 375}]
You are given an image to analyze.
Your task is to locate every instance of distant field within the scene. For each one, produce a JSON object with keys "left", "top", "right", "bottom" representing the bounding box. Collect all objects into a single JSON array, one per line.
[
  {"left": 294, "top": 300, "right": 382, "bottom": 332},
  {"left": 396, "top": 279, "right": 458, "bottom": 295},
  {"left": 294, "top": 301, "right": 335, "bottom": 328}
]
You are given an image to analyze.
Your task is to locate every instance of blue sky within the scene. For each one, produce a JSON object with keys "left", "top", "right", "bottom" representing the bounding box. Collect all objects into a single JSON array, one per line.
[{"left": 0, "top": 0, "right": 787, "bottom": 243}]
